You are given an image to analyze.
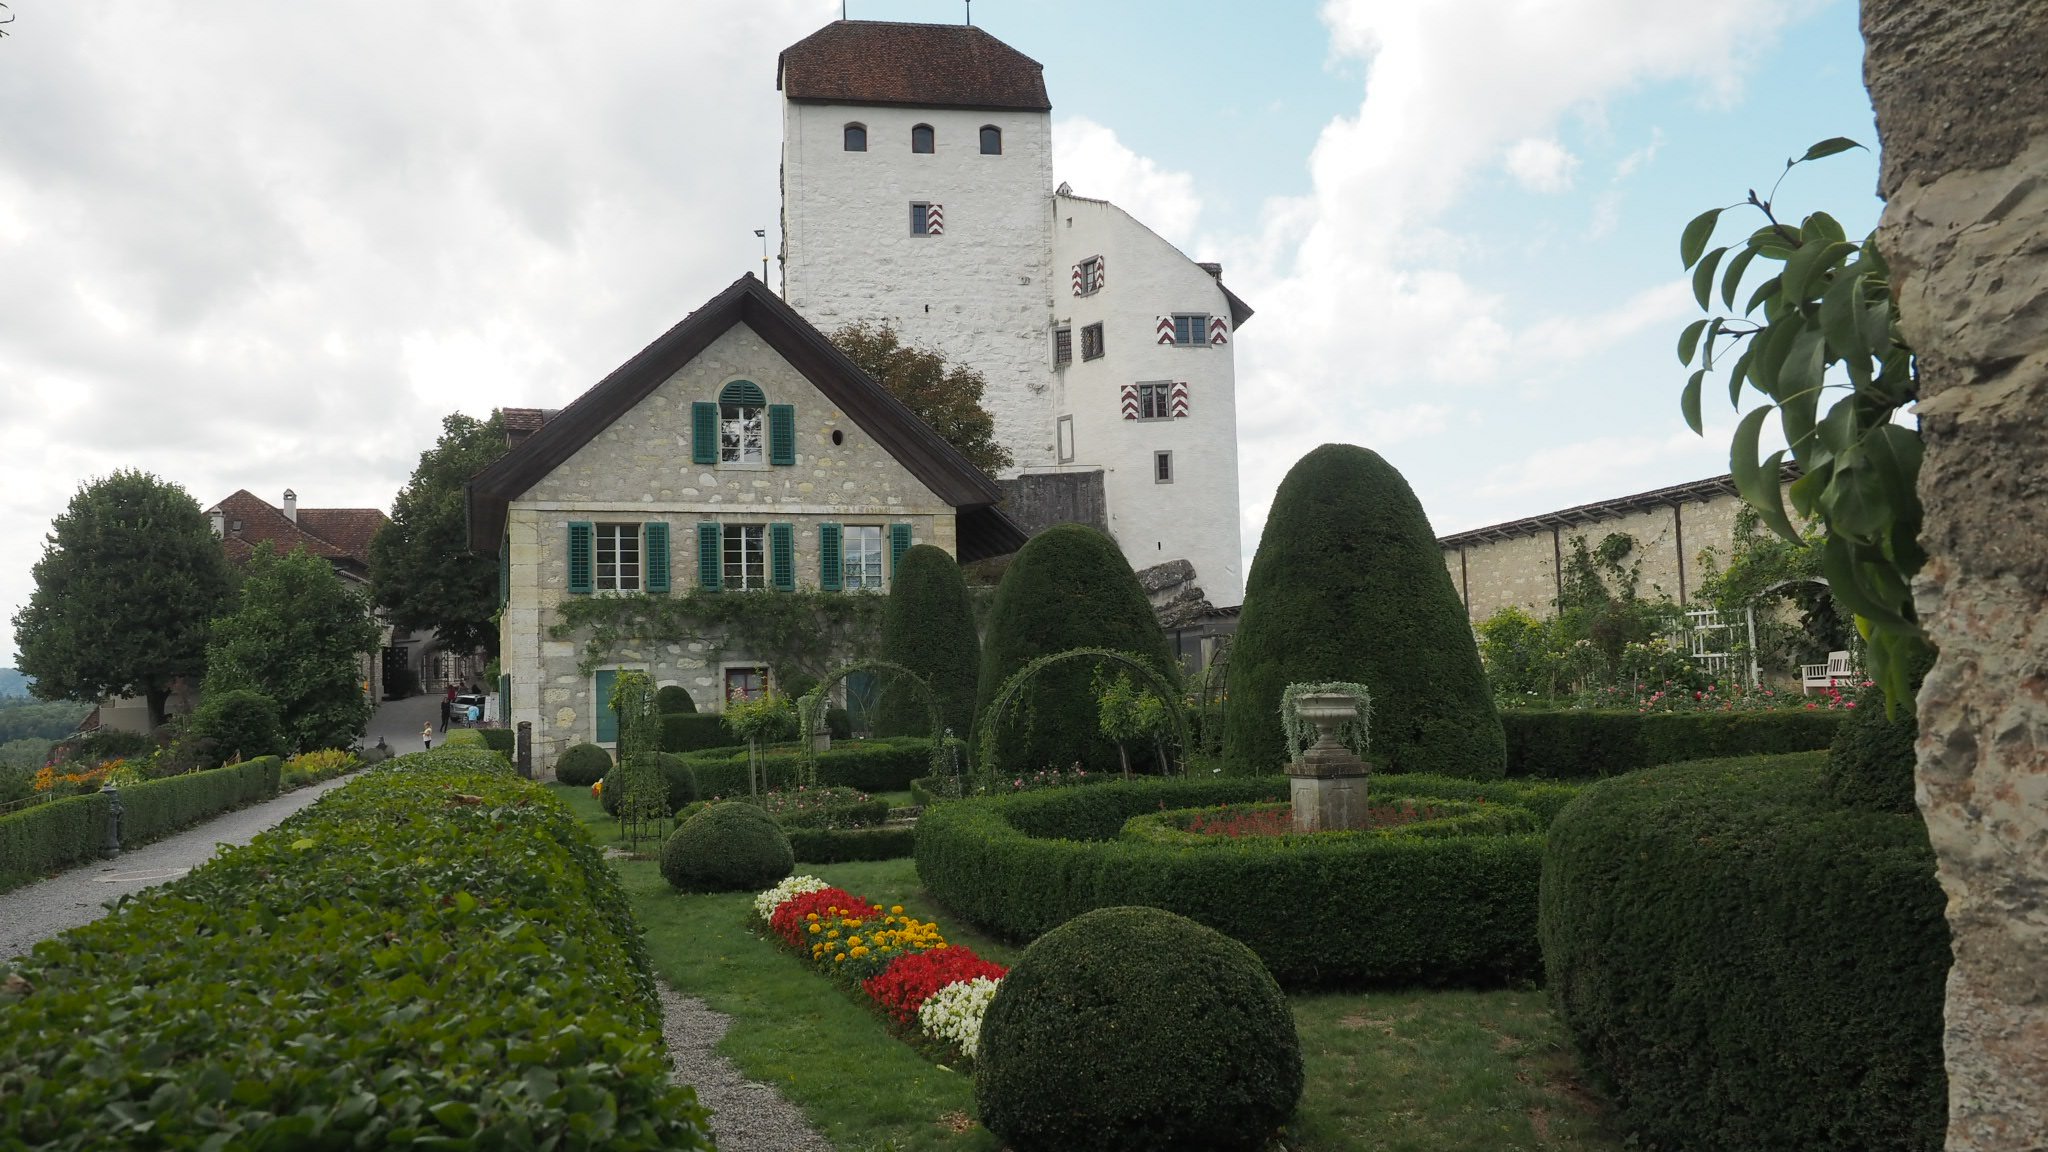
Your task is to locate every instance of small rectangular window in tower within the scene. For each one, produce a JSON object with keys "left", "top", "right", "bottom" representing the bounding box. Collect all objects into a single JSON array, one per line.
[
  {"left": 1053, "top": 324, "right": 1072, "bottom": 368},
  {"left": 1136, "top": 382, "right": 1172, "bottom": 420},
  {"left": 1171, "top": 313, "right": 1211, "bottom": 346},
  {"left": 909, "top": 202, "right": 942, "bottom": 236},
  {"left": 1057, "top": 415, "right": 1075, "bottom": 463},
  {"left": 1081, "top": 322, "right": 1105, "bottom": 361},
  {"left": 1154, "top": 451, "right": 1174, "bottom": 484},
  {"left": 1077, "top": 256, "right": 1103, "bottom": 295}
]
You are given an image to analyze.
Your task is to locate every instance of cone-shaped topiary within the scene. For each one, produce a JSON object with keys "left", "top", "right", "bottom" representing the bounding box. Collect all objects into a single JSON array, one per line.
[
  {"left": 654, "top": 685, "right": 697, "bottom": 714},
  {"left": 975, "top": 524, "right": 1175, "bottom": 774},
  {"left": 1822, "top": 644, "right": 1934, "bottom": 814},
  {"left": 875, "top": 544, "right": 979, "bottom": 739},
  {"left": 975, "top": 905, "right": 1303, "bottom": 1152},
  {"left": 554, "top": 742, "right": 613, "bottom": 786},
  {"left": 1224, "top": 444, "right": 1504, "bottom": 777},
  {"left": 660, "top": 802, "right": 793, "bottom": 892}
]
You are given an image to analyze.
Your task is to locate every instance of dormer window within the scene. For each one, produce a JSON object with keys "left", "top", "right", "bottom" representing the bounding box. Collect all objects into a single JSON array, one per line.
[
  {"left": 980, "top": 125, "right": 1002, "bottom": 155},
  {"left": 843, "top": 123, "right": 867, "bottom": 152},
  {"left": 718, "top": 380, "right": 766, "bottom": 463},
  {"left": 911, "top": 124, "right": 935, "bottom": 154}
]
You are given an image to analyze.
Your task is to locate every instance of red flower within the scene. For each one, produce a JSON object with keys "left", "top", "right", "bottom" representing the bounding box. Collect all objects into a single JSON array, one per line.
[
  {"left": 863, "top": 947, "right": 1008, "bottom": 1023},
  {"left": 768, "top": 887, "right": 882, "bottom": 947}
]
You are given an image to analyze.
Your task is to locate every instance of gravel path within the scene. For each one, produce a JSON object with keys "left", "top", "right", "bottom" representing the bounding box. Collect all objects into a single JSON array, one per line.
[
  {"left": 0, "top": 772, "right": 358, "bottom": 961},
  {"left": 657, "top": 982, "right": 834, "bottom": 1152}
]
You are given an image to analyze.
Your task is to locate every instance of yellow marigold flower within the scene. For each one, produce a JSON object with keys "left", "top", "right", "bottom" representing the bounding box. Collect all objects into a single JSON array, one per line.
[
  {"left": 834, "top": 953, "right": 846, "bottom": 963},
  {"left": 848, "top": 936, "right": 862, "bottom": 947},
  {"left": 808, "top": 923, "right": 821, "bottom": 934},
  {"left": 891, "top": 905, "right": 904, "bottom": 915}
]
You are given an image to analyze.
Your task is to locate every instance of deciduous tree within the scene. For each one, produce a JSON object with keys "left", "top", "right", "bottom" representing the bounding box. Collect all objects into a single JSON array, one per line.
[
  {"left": 204, "top": 543, "right": 378, "bottom": 752},
  {"left": 370, "top": 412, "right": 509, "bottom": 655},
  {"left": 831, "top": 322, "right": 1013, "bottom": 477},
  {"left": 11, "top": 471, "right": 232, "bottom": 728}
]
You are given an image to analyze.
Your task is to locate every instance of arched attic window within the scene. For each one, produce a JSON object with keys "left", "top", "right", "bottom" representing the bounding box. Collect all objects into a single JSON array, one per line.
[
  {"left": 718, "top": 380, "right": 766, "bottom": 463},
  {"left": 980, "top": 125, "right": 1002, "bottom": 155},
  {"left": 911, "top": 123, "right": 935, "bottom": 154},
  {"left": 843, "top": 123, "right": 867, "bottom": 152}
]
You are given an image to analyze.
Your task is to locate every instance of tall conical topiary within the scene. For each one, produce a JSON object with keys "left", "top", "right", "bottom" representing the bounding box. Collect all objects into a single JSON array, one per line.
[
  {"left": 976, "top": 524, "right": 1176, "bottom": 774},
  {"left": 875, "top": 544, "right": 979, "bottom": 739},
  {"left": 1223, "top": 444, "right": 1505, "bottom": 778}
]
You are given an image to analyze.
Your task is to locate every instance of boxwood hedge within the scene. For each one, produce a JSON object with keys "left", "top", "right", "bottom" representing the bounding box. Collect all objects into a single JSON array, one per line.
[
  {"left": 915, "top": 774, "right": 1578, "bottom": 986},
  {"left": 1500, "top": 708, "right": 1846, "bottom": 779},
  {"left": 0, "top": 749, "right": 715, "bottom": 1150},
  {"left": 0, "top": 757, "right": 283, "bottom": 893},
  {"left": 1541, "top": 752, "right": 1949, "bottom": 1152},
  {"left": 788, "top": 824, "right": 916, "bottom": 863}
]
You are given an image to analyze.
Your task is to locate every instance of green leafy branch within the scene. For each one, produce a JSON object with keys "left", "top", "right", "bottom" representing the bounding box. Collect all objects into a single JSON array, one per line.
[
  {"left": 1677, "top": 137, "right": 1927, "bottom": 708},
  {"left": 549, "top": 590, "right": 885, "bottom": 680}
]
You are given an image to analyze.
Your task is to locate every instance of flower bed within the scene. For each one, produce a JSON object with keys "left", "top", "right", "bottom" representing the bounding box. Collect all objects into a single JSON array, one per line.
[{"left": 755, "top": 874, "right": 1008, "bottom": 1060}]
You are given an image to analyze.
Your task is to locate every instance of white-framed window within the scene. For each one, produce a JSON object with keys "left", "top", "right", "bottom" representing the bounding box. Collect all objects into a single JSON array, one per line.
[
  {"left": 844, "top": 123, "right": 867, "bottom": 152},
  {"left": 1170, "top": 313, "right": 1211, "bottom": 346},
  {"left": 1078, "top": 256, "right": 1103, "bottom": 295},
  {"left": 1053, "top": 324, "right": 1072, "bottom": 368},
  {"left": 1136, "top": 382, "right": 1173, "bottom": 420},
  {"left": 1082, "top": 322, "right": 1105, "bottom": 360},
  {"left": 723, "top": 524, "right": 766, "bottom": 590},
  {"left": 595, "top": 523, "right": 641, "bottom": 591},
  {"left": 911, "top": 123, "right": 935, "bottom": 154},
  {"left": 842, "top": 526, "right": 885, "bottom": 590},
  {"left": 979, "top": 125, "right": 1002, "bottom": 155},
  {"left": 721, "top": 401, "right": 763, "bottom": 462},
  {"left": 1154, "top": 451, "right": 1174, "bottom": 484}
]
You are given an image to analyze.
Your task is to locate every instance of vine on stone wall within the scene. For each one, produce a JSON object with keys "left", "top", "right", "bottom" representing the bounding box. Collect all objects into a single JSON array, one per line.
[{"left": 549, "top": 590, "right": 886, "bottom": 682}]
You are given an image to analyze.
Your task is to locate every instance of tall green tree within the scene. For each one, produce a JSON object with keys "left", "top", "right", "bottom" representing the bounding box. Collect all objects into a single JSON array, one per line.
[
  {"left": 11, "top": 470, "right": 233, "bottom": 728},
  {"left": 204, "top": 543, "right": 378, "bottom": 752},
  {"left": 370, "top": 412, "right": 509, "bottom": 655},
  {"left": 830, "top": 322, "right": 1014, "bottom": 477}
]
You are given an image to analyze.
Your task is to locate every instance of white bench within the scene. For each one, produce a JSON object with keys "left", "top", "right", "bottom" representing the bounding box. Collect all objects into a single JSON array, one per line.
[{"left": 1801, "top": 650, "right": 1854, "bottom": 694}]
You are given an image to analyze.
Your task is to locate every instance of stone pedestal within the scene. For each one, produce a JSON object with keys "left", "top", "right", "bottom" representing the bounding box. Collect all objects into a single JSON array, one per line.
[{"left": 1286, "top": 748, "right": 1371, "bottom": 833}]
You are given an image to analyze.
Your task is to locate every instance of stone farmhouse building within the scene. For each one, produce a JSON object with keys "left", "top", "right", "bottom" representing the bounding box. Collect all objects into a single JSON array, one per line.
[
  {"left": 777, "top": 20, "right": 1253, "bottom": 611},
  {"left": 466, "top": 274, "right": 1025, "bottom": 770}
]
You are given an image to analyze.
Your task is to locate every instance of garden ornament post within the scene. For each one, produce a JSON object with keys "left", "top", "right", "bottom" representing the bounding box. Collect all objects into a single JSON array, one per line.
[{"left": 1285, "top": 691, "right": 1370, "bottom": 833}]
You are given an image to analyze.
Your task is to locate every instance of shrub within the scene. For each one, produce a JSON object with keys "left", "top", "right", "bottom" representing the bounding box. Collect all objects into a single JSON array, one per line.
[
  {"left": 60, "top": 728, "right": 152, "bottom": 765},
  {"left": 1501, "top": 708, "right": 1845, "bottom": 778},
  {"left": 654, "top": 685, "right": 697, "bottom": 714},
  {"left": 281, "top": 749, "right": 357, "bottom": 789},
  {"left": 975, "top": 524, "right": 1175, "bottom": 775},
  {"left": 683, "top": 738, "right": 932, "bottom": 799},
  {"left": 876, "top": 544, "right": 980, "bottom": 738},
  {"left": 1822, "top": 646, "right": 1934, "bottom": 813},
  {"left": 478, "top": 727, "right": 516, "bottom": 756},
  {"left": 0, "top": 749, "right": 715, "bottom": 1150},
  {"left": 824, "top": 706, "right": 852, "bottom": 739},
  {"left": 1223, "top": 444, "right": 1505, "bottom": 778},
  {"left": 659, "top": 713, "right": 731, "bottom": 753},
  {"left": 915, "top": 774, "right": 1574, "bottom": 985},
  {"left": 1541, "top": 753, "right": 1949, "bottom": 1152},
  {"left": 554, "top": 742, "right": 613, "bottom": 786},
  {"left": 976, "top": 906, "right": 1302, "bottom": 1152},
  {"left": 443, "top": 728, "right": 487, "bottom": 749},
  {"left": 789, "top": 825, "right": 915, "bottom": 863},
  {"left": 186, "top": 689, "right": 287, "bottom": 766},
  {"left": 660, "top": 802, "right": 794, "bottom": 892}
]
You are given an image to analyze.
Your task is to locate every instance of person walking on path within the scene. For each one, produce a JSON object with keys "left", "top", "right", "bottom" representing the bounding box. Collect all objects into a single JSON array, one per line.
[{"left": 421, "top": 723, "right": 433, "bottom": 751}]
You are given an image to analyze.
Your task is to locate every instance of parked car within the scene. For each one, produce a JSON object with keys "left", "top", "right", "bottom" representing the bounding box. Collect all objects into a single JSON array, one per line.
[{"left": 453, "top": 693, "right": 486, "bottom": 725}]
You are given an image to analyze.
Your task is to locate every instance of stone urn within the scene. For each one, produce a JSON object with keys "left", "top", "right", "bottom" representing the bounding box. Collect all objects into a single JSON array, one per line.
[{"left": 1285, "top": 692, "right": 1370, "bottom": 833}]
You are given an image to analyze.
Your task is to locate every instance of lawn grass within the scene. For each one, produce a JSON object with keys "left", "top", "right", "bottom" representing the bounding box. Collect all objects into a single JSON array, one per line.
[{"left": 552, "top": 782, "right": 1628, "bottom": 1152}]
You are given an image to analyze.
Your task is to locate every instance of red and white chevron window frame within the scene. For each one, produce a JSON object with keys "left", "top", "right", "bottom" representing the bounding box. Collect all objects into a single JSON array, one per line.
[
  {"left": 1170, "top": 381, "right": 1190, "bottom": 418},
  {"left": 1154, "top": 316, "right": 1176, "bottom": 345},
  {"left": 925, "top": 203, "right": 944, "bottom": 236},
  {"left": 1208, "top": 316, "right": 1229, "bottom": 345},
  {"left": 1072, "top": 255, "right": 1105, "bottom": 296},
  {"left": 1119, "top": 384, "right": 1140, "bottom": 420}
]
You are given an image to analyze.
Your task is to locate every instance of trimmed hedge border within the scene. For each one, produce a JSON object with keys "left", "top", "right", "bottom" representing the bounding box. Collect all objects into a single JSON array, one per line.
[
  {"left": 915, "top": 775, "right": 1579, "bottom": 987},
  {"left": 0, "top": 749, "right": 715, "bottom": 1150},
  {"left": 681, "top": 738, "right": 932, "bottom": 800},
  {"left": 1541, "top": 752, "right": 1948, "bottom": 1152},
  {"left": 0, "top": 757, "right": 283, "bottom": 893},
  {"left": 659, "top": 713, "right": 732, "bottom": 753},
  {"left": 1501, "top": 708, "right": 1846, "bottom": 779},
  {"left": 789, "top": 825, "right": 917, "bottom": 863}
]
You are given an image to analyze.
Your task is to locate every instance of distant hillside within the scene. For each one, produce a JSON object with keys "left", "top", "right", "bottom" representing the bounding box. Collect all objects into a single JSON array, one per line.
[{"left": 0, "top": 668, "right": 29, "bottom": 698}]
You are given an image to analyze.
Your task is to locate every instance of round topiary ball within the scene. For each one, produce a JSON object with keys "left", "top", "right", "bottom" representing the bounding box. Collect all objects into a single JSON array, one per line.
[
  {"left": 660, "top": 802, "right": 794, "bottom": 893},
  {"left": 975, "top": 906, "right": 1302, "bottom": 1152},
  {"left": 554, "top": 742, "right": 613, "bottom": 786},
  {"left": 654, "top": 685, "right": 698, "bottom": 714}
]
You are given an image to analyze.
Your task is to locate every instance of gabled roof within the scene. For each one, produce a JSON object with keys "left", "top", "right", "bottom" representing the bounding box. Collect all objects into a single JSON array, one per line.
[
  {"left": 465, "top": 273, "right": 1027, "bottom": 562},
  {"left": 209, "top": 490, "right": 386, "bottom": 572},
  {"left": 778, "top": 21, "right": 1051, "bottom": 112}
]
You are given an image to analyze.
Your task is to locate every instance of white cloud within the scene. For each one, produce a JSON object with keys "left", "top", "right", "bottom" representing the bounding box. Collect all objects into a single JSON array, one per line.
[
  {"left": 1504, "top": 137, "right": 1580, "bottom": 193},
  {"left": 1051, "top": 117, "right": 1204, "bottom": 246}
]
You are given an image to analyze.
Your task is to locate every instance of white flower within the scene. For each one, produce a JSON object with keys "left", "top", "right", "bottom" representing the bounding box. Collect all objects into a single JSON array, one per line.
[
  {"left": 753, "top": 874, "right": 829, "bottom": 921},
  {"left": 918, "top": 976, "right": 1002, "bottom": 1059}
]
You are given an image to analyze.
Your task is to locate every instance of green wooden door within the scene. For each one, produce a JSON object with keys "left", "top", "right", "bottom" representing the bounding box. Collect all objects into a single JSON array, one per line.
[{"left": 595, "top": 669, "right": 619, "bottom": 744}]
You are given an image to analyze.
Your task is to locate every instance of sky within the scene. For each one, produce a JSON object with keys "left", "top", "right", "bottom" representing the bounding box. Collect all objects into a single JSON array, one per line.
[{"left": 0, "top": 0, "right": 1883, "bottom": 660}]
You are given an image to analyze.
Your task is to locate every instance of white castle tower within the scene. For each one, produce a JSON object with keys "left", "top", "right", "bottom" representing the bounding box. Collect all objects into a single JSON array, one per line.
[{"left": 778, "top": 20, "right": 1249, "bottom": 607}]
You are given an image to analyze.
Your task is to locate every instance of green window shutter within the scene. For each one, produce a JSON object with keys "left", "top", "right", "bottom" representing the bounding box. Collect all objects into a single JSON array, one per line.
[
  {"left": 697, "top": 522, "right": 722, "bottom": 591},
  {"left": 567, "top": 522, "right": 594, "bottom": 595},
  {"left": 770, "top": 522, "right": 796, "bottom": 591},
  {"left": 644, "top": 522, "right": 671, "bottom": 593},
  {"left": 499, "top": 534, "right": 510, "bottom": 607},
  {"left": 692, "top": 402, "right": 718, "bottom": 465},
  {"left": 818, "top": 523, "right": 843, "bottom": 592},
  {"left": 595, "top": 669, "right": 619, "bottom": 743},
  {"left": 889, "top": 523, "right": 913, "bottom": 579},
  {"left": 768, "top": 404, "right": 796, "bottom": 466},
  {"left": 499, "top": 674, "right": 511, "bottom": 722}
]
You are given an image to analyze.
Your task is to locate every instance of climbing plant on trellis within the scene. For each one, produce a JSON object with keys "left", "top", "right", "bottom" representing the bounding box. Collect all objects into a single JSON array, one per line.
[
  {"left": 610, "top": 670, "right": 668, "bottom": 852},
  {"left": 973, "top": 647, "right": 1191, "bottom": 788},
  {"left": 797, "top": 660, "right": 954, "bottom": 788}
]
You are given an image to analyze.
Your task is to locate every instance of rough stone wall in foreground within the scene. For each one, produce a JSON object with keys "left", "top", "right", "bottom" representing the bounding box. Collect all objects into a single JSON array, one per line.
[{"left": 1865, "top": 0, "right": 2048, "bottom": 1147}]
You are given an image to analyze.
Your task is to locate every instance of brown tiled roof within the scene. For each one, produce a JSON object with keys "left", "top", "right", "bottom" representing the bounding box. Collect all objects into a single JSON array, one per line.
[
  {"left": 210, "top": 490, "right": 386, "bottom": 572},
  {"left": 498, "top": 407, "right": 551, "bottom": 434},
  {"left": 778, "top": 21, "right": 1051, "bottom": 111}
]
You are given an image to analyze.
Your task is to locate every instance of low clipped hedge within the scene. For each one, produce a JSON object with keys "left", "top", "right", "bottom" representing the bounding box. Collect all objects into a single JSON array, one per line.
[
  {"left": 0, "top": 758, "right": 284, "bottom": 893},
  {"left": 659, "top": 713, "right": 730, "bottom": 753},
  {"left": 479, "top": 727, "right": 516, "bottom": 757},
  {"left": 1501, "top": 708, "right": 1846, "bottom": 779},
  {"left": 683, "top": 738, "right": 933, "bottom": 799},
  {"left": 788, "top": 825, "right": 916, "bottom": 863},
  {"left": 916, "top": 774, "right": 1578, "bottom": 986},
  {"left": 1541, "top": 752, "right": 1949, "bottom": 1152},
  {"left": 0, "top": 749, "right": 715, "bottom": 1149}
]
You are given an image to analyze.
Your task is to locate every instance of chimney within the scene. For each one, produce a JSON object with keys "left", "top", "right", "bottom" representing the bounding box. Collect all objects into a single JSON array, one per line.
[
  {"left": 282, "top": 489, "right": 297, "bottom": 522},
  {"left": 208, "top": 507, "right": 224, "bottom": 538}
]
